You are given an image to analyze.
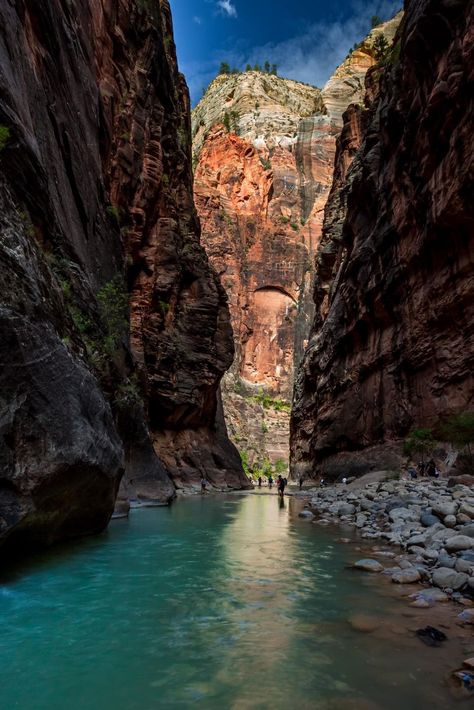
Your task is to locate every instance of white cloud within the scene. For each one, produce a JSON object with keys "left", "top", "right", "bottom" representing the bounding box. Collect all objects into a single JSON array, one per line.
[
  {"left": 184, "top": 0, "right": 401, "bottom": 105},
  {"left": 242, "top": 0, "right": 400, "bottom": 88},
  {"left": 193, "top": 16, "right": 202, "bottom": 24},
  {"left": 217, "top": 1, "right": 237, "bottom": 18}
]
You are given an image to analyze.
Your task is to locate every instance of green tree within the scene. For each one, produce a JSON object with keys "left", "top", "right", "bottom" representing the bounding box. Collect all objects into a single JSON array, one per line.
[
  {"left": 271, "top": 64, "right": 278, "bottom": 75},
  {"left": 96, "top": 277, "right": 128, "bottom": 355},
  {"left": 403, "top": 428, "right": 437, "bottom": 465},
  {"left": 245, "top": 63, "right": 252, "bottom": 71},
  {"left": 264, "top": 60, "right": 270, "bottom": 73},
  {"left": 254, "top": 63, "right": 261, "bottom": 72},
  {"left": 219, "top": 61, "right": 230, "bottom": 74},
  {"left": 371, "top": 15, "right": 382, "bottom": 28},
  {"left": 440, "top": 412, "right": 474, "bottom": 464},
  {"left": 373, "top": 34, "right": 390, "bottom": 61}
]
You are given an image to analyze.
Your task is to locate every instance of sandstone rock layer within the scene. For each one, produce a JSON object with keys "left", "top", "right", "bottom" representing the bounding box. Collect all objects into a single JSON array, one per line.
[
  {"left": 0, "top": 0, "right": 248, "bottom": 553},
  {"left": 291, "top": 0, "right": 474, "bottom": 479}
]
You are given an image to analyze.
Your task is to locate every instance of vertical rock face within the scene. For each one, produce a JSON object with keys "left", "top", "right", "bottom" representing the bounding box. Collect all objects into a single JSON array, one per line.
[
  {"left": 193, "top": 18, "right": 400, "bottom": 475},
  {"left": 0, "top": 0, "right": 247, "bottom": 553},
  {"left": 193, "top": 76, "right": 337, "bottom": 471},
  {"left": 291, "top": 0, "right": 474, "bottom": 479}
]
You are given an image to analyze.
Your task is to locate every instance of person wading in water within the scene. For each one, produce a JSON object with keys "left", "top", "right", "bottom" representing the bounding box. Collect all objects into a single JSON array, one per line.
[{"left": 277, "top": 475, "right": 287, "bottom": 498}]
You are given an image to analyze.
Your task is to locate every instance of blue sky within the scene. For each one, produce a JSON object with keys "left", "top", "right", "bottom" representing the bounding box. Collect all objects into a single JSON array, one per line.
[{"left": 169, "top": 0, "right": 402, "bottom": 105}]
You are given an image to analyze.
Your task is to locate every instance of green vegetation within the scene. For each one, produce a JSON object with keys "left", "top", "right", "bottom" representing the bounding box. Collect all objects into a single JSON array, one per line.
[
  {"left": 96, "top": 276, "right": 128, "bottom": 356},
  {"left": 0, "top": 125, "right": 10, "bottom": 151},
  {"left": 274, "top": 459, "right": 287, "bottom": 475},
  {"left": 261, "top": 421, "right": 268, "bottom": 433},
  {"left": 161, "top": 173, "right": 169, "bottom": 187},
  {"left": 290, "top": 223, "right": 299, "bottom": 232},
  {"left": 219, "top": 62, "right": 231, "bottom": 74},
  {"left": 248, "top": 391, "right": 291, "bottom": 413},
  {"left": 373, "top": 34, "right": 390, "bottom": 62},
  {"left": 106, "top": 205, "right": 121, "bottom": 226},
  {"left": 260, "top": 157, "right": 272, "bottom": 171},
  {"left": 440, "top": 412, "right": 474, "bottom": 465},
  {"left": 114, "top": 376, "right": 142, "bottom": 411},
  {"left": 371, "top": 15, "right": 382, "bottom": 28},
  {"left": 239, "top": 450, "right": 288, "bottom": 481},
  {"left": 403, "top": 428, "right": 436, "bottom": 464}
]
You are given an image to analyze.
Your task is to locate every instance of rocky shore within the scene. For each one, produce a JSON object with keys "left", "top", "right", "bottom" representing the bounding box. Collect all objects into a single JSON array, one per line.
[{"left": 299, "top": 477, "right": 474, "bottom": 599}]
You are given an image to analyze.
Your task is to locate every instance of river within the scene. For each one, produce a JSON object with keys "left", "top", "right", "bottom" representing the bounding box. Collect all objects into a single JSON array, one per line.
[{"left": 0, "top": 491, "right": 462, "bottom": 709}]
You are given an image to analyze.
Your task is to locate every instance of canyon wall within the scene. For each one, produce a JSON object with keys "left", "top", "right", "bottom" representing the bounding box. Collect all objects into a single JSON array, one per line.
[
  {"left": 291, "top": 0, "right": 474, "bottom": 479},
  {"left": 193, "top": 18, "right": 400, "bottom": 476},
  {"left": 0, "top": 0, "right": 247, "bottom": 553}
]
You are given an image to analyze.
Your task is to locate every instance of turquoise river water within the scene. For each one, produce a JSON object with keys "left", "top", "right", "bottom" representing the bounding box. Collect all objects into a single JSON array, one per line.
[{"left": 0, "top": 491, "right": 463, "bottom": 709}]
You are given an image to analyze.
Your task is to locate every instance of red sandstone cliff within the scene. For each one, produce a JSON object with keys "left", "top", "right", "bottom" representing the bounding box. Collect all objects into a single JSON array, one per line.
[
  {"left": 291, "top": 0, "right": 474, "bottom": 479},
  {"left": 0, "top": 0, "right": 247, "bottom": 553},
  {"left": 193, "top": 19, "right": 401, "bottom": 475}
]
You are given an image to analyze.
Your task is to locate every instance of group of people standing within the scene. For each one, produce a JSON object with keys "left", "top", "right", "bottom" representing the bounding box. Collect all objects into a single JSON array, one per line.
[
  {"left": 256, "top": 474, "right": 290, "bottom": 497},
  {"left": 408, "top": 458, "right": 440, "bottom": 480}
]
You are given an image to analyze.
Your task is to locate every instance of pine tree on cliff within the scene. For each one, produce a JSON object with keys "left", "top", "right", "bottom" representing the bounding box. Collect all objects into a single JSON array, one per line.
[
  {"left": 219, "top": 61, "right": 231, "bottom": 74},
  {"left": 264, "top": 61, "right": 271, "bottom": 73},
  {"left": 271, "top": 64, "right": 278, "bottom": 75},
  {"left": 373, "top": 34, "right": 390, "bottom": 61}
]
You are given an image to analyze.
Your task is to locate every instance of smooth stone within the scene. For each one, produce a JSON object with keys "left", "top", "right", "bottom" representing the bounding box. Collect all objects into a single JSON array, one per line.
[
  {"left": 432, "top": 567, "right": 468, "bottom": 590},
  {"left": 348, "top": 614, "right": 380, "bottom": 633},
  {"left": 457, "top": 513, "right": 472, "bottom": 525},
  {"left": 444, "top": 515, "right": 457, "bottom": 528},
  {"left": 431, "top": 501, "right": 458, "bottom": 518},
  {"left": 392, "top": 568, "right": 421, "bottom": 584},
  {"left": 413, "top": 588, "right": 449, "bottom": 603},
  {"left": 458, "top": 609, "right": 474, "bottom": 624},
  {"left": 353, "top": 559, "right": 384, "bottom": 573},
  {"left": 338, "top": 503, "right": 356, "bottom": 516},
  {"left": 410, "top": 598, "right": 430, "bottom": 608},
  {"left": 455, "top": 559, "right": 473, "bottom": 574},
  {"left": 445, "top": 535, "right": 474, "bottom": 552},
  {"left": 420, "top": 513, "right": 439, "bottom": 527},
  {"left": 460, "top": 551, "right": 474, "bottom": 562},
  {"left": 459, "top": 502, "right": 474, "bottom": 519},
  {"left": 460, "top": 523, "right": 474, "bottom": 538},
  {"left": 437, "top": 553, "right": 456, "bottom": 569},
  {"left": 299, "top": 510, "right": 315, "bottom": 519}
]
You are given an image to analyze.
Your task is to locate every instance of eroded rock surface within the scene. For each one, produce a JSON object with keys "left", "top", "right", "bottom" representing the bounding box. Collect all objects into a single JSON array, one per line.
[
  {"left": 0, "top": 0, "right": 248, "bottom": 552},
  {"left": 291, "top": 0, "right": 474, "bottom": 478}
]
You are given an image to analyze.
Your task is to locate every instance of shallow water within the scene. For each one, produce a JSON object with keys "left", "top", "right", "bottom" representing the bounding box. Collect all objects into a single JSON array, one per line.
[{"left": 0, "top": 492, "right": 463, "bottom": 709}]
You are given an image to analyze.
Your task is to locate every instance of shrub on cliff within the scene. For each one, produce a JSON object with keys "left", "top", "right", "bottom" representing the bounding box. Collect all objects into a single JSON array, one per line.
[
  {"left": 373, "top": 34, "right": 390, "bottom": 61},
  {"left": 0, "top": 125, "right": 10, "bottom": 151},
  {"left": 403, "top": 428, "right": 437, "bottom": 464},
  {"left": 440, "top": 412, "right": 474, "bottom": 465},
  {"left": 219, "top": 62, "right": 230, "bottom": 74}
]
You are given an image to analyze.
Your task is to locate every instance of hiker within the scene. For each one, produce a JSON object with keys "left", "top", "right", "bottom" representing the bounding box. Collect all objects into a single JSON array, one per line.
[
  {"left": 201, "top": 477, "right": 207, "bottom": 493},
  {"left": 277, "top": 475, "right": 286, "bottom": 498},
  {"left": 258, "top": 476, "right": 262, "bottom": 488},
  {"left": 426, "top": 459, "right": 436, "bottom": 477},
  {"left": 298, "top": 476, "right": 304, "bottom": 490},
  {"left": 417, "top": 461, "right": 426, "bottom": 477},
  {"left": 268, "top": 474, "right": 273, "bottom": 488},
  {"left": 319, "top": 478, "right": 325, "bottom": 487},
  {"left": 408, "top": 465, "right": 418, "bottom": 480},
  {"left": 342, "top": 477, "right": 347, "bottom": 485}
]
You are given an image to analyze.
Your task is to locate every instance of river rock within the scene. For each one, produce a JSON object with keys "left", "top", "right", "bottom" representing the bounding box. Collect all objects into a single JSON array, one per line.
[
  {"left": 458, "top": 609, "right": 474, "bottom": 624},
  {"left": 338, "top": 503, "right": 356, "bottom": 516},
  {"left": 392, "top": 568, "right": 421, "bottom": 584},
  {"left": 459, "top": 503, "right": 474, "bottom": 519},
  {"left": 460, "top": 523, "right": 474, "bottom": 538},
  {"left": 455, "top": 558, "right": 474, "bottom": 574},
  {"left": 432, "top": 567, "right": 468, "bottom": 590},
  {"left": 299, "top": 510, "right": 315, "bottom": 519},
  {"left": 445, "top": 535, "right": 474, "bottom": 553},
  {"left": 432, "top": 501, "right": 458, "bottom": 518},
  {"left": 353, "top": 559, "right": 384, "bottom": 573},
  {"left": 437, "top": 552, "right": 456, "bottom": 569},
  {"left": 420, "top": 513, "right": 439, "bottom": 527},
  {"left": 411, "top": 588, "right": 449, "bottom": 604},
  {"left": 444, "top": 515, "right": 457, "bottom": 528}
]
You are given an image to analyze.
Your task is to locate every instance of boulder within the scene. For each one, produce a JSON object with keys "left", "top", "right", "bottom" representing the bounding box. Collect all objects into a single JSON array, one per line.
[
  {"left": 444, "top": 514, "right": 457, "bottom": 528},
  {"left": 458, "top": 608, "right": 474, "bottom": 624},
  {"left": 431, "top": 500, "right": 458, "bottom": 518},
  {"left": 392, "top": 568, "right": 421, "bottom": 584},
  {"left": 420, "top": 512, "right": 439, "bottom": 527},
  {"left": 298, "top": 510, "right": 315, "bottom": 519},
  {"left": 353, "top": 559, "right": 384, "bottom": 573},
  {"left": 445, "top": 535, "right": 474, "bottom": 553},
  {"left": 432, "top": 567, "right": 468, "bottom": 590},
  {"left": 459, "top": 502, "right": 474, "bottom": 519}
]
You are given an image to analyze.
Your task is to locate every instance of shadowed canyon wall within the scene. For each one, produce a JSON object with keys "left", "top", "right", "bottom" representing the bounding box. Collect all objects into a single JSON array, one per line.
[
  {"left": 291, "top": 0, "right": 474, "bottom": 480},
  {"left": 193, "top": 17, "right": 401, "bottom": 476},
  {"left": 0, "top": 0, "right": 248, "bottom": 553}
]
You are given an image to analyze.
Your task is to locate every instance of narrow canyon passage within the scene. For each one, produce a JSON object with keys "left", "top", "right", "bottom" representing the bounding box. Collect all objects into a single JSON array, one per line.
[{"left": 0, "top": 493, "right": 464, "bottom": 709}]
